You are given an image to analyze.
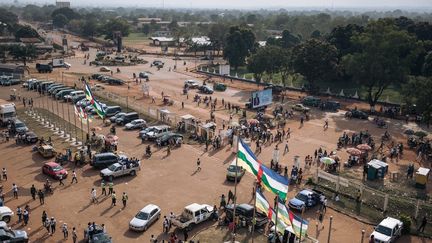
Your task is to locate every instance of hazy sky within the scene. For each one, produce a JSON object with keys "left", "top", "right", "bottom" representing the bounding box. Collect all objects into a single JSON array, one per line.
[{"left": 16, "top": 0, "right": 432, "bottom": 9}]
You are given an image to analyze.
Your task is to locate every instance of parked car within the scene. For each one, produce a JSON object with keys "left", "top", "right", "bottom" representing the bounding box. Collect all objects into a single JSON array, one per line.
[
  {"left": 302, "top": 96, "right": 321, "bottom": 107},
  {"left": 225, "top": 204, "right": 268, "bottom": 228},
  {"left": 116, "top": 112, "right": 139, "bottom": 125},
  {"left": 109, "top": 112, "right": 126, "bottom": 123},
  {"left": 99, "top": 66, "right": 111, "bottom": 72},
  {"left": 125, "top": 119, "right": 147, "bottom": 130},
  {"left": 24, "top": 131, "right": 38, "bottom": 143},
  {"left": 139, "top": 72, "right": 149, "bottom": 79},
  {"left": 226, "top": 161, "right": 246, "bottom": 181},
  {"left": 184, "top": 80, "right": 200, "bottom": 89},
  {"left": 288, "top": 189, "right": 323, "bottom": 211},
  {"left": 0, "top": 221, "right": 28, "bottom": 242},
  {"left": 106, "top": 78, "right": 124, "bottom": 85},
  {"left": 371, "top": 217, "right": 403, "bottom": 243},
  {"left": 156, "top": 133, "right": 183, "bottom": 146},
  {"left": 100, "top": 161, "right": 140, "bottom": 181},
  {"left": 129, "top": 204, "right": 161, "bottom": 231},
  {"left": 321, "top": 100, "right": 341, "bottom": 111},
  {"left": 14, "top": 120, "right": 29, "bottom": 134},
  {"left": 104, "top": 106, "right": 122, "bottom": 117},
  {"left": 42, "top": 162, "right": 68, "bottom": 180},
  {"left": 0, "top": 206, "right": 13, "bottom": 223},
  {"left": 345, "top": 109, "right": 368, "bottom": 119},
  {"left": 55, "top": 89, "right": 75, "bottom": 100},
  {"left": 171, "top": 203, "right": 214, "bottom": 231},
  {"left": 72, "top": 95, "right": 86, "bottom": 104},
  {"left": 152, "top": 60, "right": 164, "bottom": 67},
  {"left": 91, "top": 153, "right": 125, "bottom": 169},
  {"left": 37, "top": 145, "right": 57, "bottom": 158},
  {"left": 199, "top": 85, "right": 214, "bottom": 94},
  {"left": 292, "top": 104, "right": 310, "bottom": 112},
  {"left": 140, "top": 125, "right": 170, "bottom": 140}
]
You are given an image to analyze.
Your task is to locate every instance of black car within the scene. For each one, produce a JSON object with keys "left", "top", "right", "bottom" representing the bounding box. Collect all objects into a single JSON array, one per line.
[
  {"left": 156, "top": 133, "right": 183, "bottom": 146},
  {"left": 24, "top": 132, "right": 38, "bottom": 143},
  {"left": 109, "top": 112, "right": 126, "bottom": 123},
  {"left": 346, "top": 109, "right": 368, "bottom": 119},
  {"left": 91, "top": 153, "right": 123, "bottom": 169},
  {"left": 225, "top": 204, "right": 268, "bottom": 228},
  {"left": 105, "top": 106, "right": 122, "bottom": 117},
  {"left": 116, "top": 112, "right": 139, "bottom": 125},
  {"left": 321, "top": 100, "right": 341, "bottom": 111},
  {"left": 107, "top": 78, "right": 124, "bottom": 85}
]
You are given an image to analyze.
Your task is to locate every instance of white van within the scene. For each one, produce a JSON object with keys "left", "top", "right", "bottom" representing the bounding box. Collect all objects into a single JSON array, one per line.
[{"left": 70, "top": 91, "right": 85, "bottom": 100}]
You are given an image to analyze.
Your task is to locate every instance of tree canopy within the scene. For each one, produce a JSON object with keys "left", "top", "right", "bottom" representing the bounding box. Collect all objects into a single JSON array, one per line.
[
  {"left": 403, "top": 76, "right": 432, "bottom": 126},
  {"left": 223, "top": 26, "right": 256, "bottom": 69},
  {"left": 101, "top": 18, "right": 131, "bottom": 40}
]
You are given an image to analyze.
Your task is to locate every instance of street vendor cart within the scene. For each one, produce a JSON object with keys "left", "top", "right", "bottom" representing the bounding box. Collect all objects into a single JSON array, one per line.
[{"left": 415, "top": 167, "right": 430, "bottom": 189}]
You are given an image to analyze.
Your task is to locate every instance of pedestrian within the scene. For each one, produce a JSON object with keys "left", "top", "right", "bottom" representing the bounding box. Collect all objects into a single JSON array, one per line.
[
  {"left": 2, "top": 168, "right": 7, "bottom": 181},
  {"left": 228, "top": 190, "right": 234, "bottom": 204},
  {"left": 91, "top": 188, "right": 98, "bottom": 203},
  {"left": 17, "top": 206, "right": 22, "bottom": 222},
  {"left": 58, "top": 174, "right": 64, "bottom": 186},
  {"left": 108, "top": 181, "right": 114, "bottom": 194},
  {"left": 284, "top": 142, "right": 289, "bottom": 154},
  {"left": 38, "top": 189, "right": 45, "bottom": 204},
  {"left": 111, "top": 191, "right": 117, "bottom": 206},
  {"left": 324, "top": 119, "right": 329, "bottom": 129},
  {"left": 44, "top": 218, "right": 51, "bottom": 234},
  {"left": 101, "top": 180, "right": 106, "bottom": 196},
  {"left": 183, "top": 229, "right": 188, "bottom": 241},
  {"left": 181, "top": 101, "right": 184, "bottom": 109},
  {"left": 12, "top": 183, "right": 18, "bottom": 199},
  {"left": 23, "top": 209, "right": 29, "bottom": 225},
  {"left": 418, "top": 215, "right": 428, "bottom": 233},
  {"left": 71, "top": 170, "right": 78, "bottom": 183},
  {"left": 72, "top": 227, "right": 78, "bottom": 243},
  {"left": 42, "top": 211, "right": 47, "bottom": 225},
  {"left": 50, "top": 217, "right": 56, "bottom": 235},
  {"left": 62, "top": 223, "right": 68, "bottom": 239},
  {"left": 150, "top": 234, "right": 157, "bottom": 243},
  {"left": 30, "top": 184, "right": 36, "bottom": 200},
  {"left": 122, "top": 192, "right": 128, "bottom": 207},
  {"left": 196, "top": 158, "right": 201, "bottom": 171},
  {"left": 317, "top": 210, "right": 324, "bottom": 229},
  {"left": 322, "top": 198, "right": 327, "bottom": 213}
]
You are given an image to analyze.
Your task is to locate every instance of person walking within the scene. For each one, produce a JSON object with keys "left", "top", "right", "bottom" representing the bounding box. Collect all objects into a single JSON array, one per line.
[
  {"left": 101, "top": 180, "right": 106, "bottom": 196},
  {"left": 44, "top": 218, "right": 51, "bottom": 234},
  {"left": 122, "top": 192, "right": 128, "bottom": 207},
  {"left": 71, "top": 170, "right": 78, "bottom": 183},
  {"left": 16, "top": 207, "right": 22, "bottom": 223},
  {"left": 284, "top": 142, "right": 289, "bottom": 154},
  {"left": 58, "top": 174, "right": 64, "bottom": 186},
  {"left": 2, "top": 168, "right": 7, "bottom": 181},
  {"left": 50, "top": 217, "right": 57, "bottom": 235},
  {"left": 12, "top": 183, "right": 18, "bottom": 199},
  {"left": 42, "top": 211, "right": 47, "bottom": 225},
  {"left": 91, "top": 188, "right": 98, "bottom": 203},
  {"left": 418, "top": 215, "right": 428, "bottom": 233},
  {"left": 196, "top": 158, "right": 201, "bottom": 171},
  {"left": 108, "top": 181, "right": 114, "bottom": 195},
  {"left": 111, "top": 191, "right": 117, "bottom": 206},
  {"left": 72, "top": 227, "right": 78, "bottom": 243},
  {"left": 323, "top": 119, "right": 329, "bottom": 130},
  {"left": 30, "top": 184, "right": 37, "bottom": 200},
  {"left": 23, "top": 209, "right": 29, "bottom": 225},
  {"left": 62, "top": 223, "right": 68, "bottom": 239},
  {"left": 38, "top": 189, "right": 45, "bottom": 205},
  {"left": 317, "top": 210, "right": 324, "bottom": 229}
]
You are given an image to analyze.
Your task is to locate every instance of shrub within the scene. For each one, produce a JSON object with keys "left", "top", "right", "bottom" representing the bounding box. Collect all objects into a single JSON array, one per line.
[{"left": 399, "top": 214, "right": 411, "bottom": 235}]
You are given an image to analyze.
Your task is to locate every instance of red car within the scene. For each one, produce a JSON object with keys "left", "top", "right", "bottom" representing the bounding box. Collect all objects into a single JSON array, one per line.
[{"left": 42, "top": 162, "right": 68, "bottom": 180}]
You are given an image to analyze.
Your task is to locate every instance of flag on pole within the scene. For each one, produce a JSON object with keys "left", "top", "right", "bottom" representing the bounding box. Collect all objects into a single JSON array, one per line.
[
  {"left": 288, "top": 210, "right": 309, "bottom": 238},
  {"left": 277, "top": 199, "right": 292, "bottom": 228},
  {"left": 84, "top": 82, "right": 106, "bottom": 118},
  {"left": 255, "top": 189, "right": 287, "bottom": 234},
  {"left": 237, "top": 139, "right": 289, "bottom": 200}
]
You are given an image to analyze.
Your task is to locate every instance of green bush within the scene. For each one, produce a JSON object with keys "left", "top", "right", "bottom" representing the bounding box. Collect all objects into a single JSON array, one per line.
[{"left": 399, "top": 214, "right": 411, "bottom": 235}]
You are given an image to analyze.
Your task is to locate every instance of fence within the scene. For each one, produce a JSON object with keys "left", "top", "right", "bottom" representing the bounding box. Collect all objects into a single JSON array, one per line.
[{"left": 315, "top": 169, "right": 432, "bottom": 235}]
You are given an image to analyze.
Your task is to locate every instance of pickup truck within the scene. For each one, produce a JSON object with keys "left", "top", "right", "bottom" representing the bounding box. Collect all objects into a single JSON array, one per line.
[
  {"left": 100, "top": 161, "right": 140, "bottom": 181},
  {"left": 288, "top": 189, "right": 323, "bottom": 211},
  {"left": 36, "top": 63, "right": 53, "bottom": 73},
  {"left": 225, "top": 204, "right": 269, "bottom": 228},
  {"left": 171, "top": 203, "right": 214, "bottom": 231},
  {"left": 370, "top": 217, "right": 403, "bottom": 243}
]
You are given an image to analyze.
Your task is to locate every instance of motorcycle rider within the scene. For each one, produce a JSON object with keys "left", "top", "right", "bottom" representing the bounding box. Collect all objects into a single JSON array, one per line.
[{"left": 145, "top": 145, "right": 152, "bottom": 157}]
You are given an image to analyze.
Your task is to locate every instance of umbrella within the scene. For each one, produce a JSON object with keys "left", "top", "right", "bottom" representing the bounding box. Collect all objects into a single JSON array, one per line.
[
  {"left": 357, "top": 144, "right": 372, "bottom": 151},
  {"left": 346, "top": 148, "right": 363, "bottom": 156},
  {"left": 320, "top": 157, "right": 335, "bottom": 165},
  {"left": 105, "top": 134, "right": 119, "bottom": 144},
  {"left": 414, "top": 131, "right": 428, "bottom": 138},
  {"left": 230, "top": 121, "right": 240, "bottom": 127},
  {"left": 247, "top": 119, "right": 260, "bottom": 125}
]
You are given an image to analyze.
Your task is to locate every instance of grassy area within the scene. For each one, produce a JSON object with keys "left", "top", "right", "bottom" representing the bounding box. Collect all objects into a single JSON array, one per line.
[{"left": 123, "top": 32, "right": 150, "bottom": 44}]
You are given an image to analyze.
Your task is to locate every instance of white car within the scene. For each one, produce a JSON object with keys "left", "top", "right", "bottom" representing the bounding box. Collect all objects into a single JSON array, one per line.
[
  {"left": 184, "top": 80, "right": 200, "bottom": 89},
  {"left": 129, "top": 204, "right": 161, "bottom": 231},
  {"left": 125, "top": 119, "right": 147, "bottom": 130},
  {"left": 63, "top": 62, "right": 71, "bottom": 68},
  {"left": 371, "top": 217, "right": 403, "bottom": 243},
  {"left": 0, "top": 206, "right": 14, "bottom": 223},
  {"left": 100, "top": 66, "right": 111, "bottom": 72}
]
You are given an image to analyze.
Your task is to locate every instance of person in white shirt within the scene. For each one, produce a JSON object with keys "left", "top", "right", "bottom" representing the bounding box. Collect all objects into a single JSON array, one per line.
[{"left": 91, "top": 188, "right": 98, "bottom": 203}]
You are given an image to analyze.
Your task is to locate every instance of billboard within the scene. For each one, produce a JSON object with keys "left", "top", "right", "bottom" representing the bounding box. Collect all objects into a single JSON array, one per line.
[
  {"left": 219, "top": 65, "right": 230, "bottom": 75},
  {"left": 251, "top": 89, "right": 272, "bottom": 108}
]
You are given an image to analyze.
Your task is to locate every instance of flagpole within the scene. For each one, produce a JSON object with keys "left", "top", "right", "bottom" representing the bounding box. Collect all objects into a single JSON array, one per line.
[
  {"left": 67, "top": 102, "right": 71, "bottom": 138},
  {"left": 232, "top": 137, "right": 239, "bottom": 242},
  {"left": 80, "top": 115, "right": 84, "bottom": 145},
  {"left": 73, "top": 105, "right": 78, "bottom": 144},
  {"left": 251, "top": 183, "right": 257, "bottom": 243},
  {"left": 299, "top": 207, "right": 305, "bottom": 242},
  {"left": 87, "top": 115, "right": 90, "bottom": 142},
  {"left": 61, "top": 99, "right": 65, "bottom": 135},
  {"left": 274, "top": 195, "right": 279, "bottom": 239}
]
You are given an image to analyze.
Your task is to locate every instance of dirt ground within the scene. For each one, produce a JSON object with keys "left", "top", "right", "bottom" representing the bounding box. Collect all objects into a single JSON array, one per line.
[{"left": 1, "top": 30, "right": 431, "bottom": 242}]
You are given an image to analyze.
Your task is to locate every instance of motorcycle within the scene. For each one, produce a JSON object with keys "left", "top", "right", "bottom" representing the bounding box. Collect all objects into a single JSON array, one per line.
[
  {"left": 110, "top": 126, "right": 116, "bottom": 135},
  {"left": 145, "top": 145, "right": 152, "bottom": 157}
]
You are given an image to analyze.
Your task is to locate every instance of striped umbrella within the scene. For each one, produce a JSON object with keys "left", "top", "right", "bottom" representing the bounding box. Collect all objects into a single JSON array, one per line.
[
  {"left": 320, "top": 157, "right": 336, "bottom": 165},
  {"left": 346, "top": 148, "right": 363, "bottom": 156},
  {"left": 357, "top": 144, "right": 372, "bottom": 151}
]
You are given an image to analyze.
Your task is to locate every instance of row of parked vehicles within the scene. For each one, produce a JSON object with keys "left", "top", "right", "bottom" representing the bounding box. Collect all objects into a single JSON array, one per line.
[
  {"left": 0, "top": 75, "right": 21, "bottom": 86},
  {"left": 91, "top": 74, "right": 124, "bottom": 85}
]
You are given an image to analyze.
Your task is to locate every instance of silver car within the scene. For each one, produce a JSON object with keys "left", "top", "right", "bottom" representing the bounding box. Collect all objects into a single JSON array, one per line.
[{"left": 129, "top": 204, "right": 161, "bottom": 231}]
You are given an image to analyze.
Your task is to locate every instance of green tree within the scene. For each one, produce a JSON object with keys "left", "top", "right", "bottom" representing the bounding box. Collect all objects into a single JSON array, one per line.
[
  {"left": 207, "top": 23, "right": 229, "bottom": 55},
  {"left": 343, "top": 20, "right": 422, "bottom": 109},
  {"left": 327, "top": 24, "right": 363, "bottom": 57},
  {"left": 102, "top": 18, "right": 131, "bottom": 40},
  {"left": 292, "top": 39, "right": 338, "bottom": 91},
  {"left": 53, "top": 14, "right": 69, "bottom": 28},
  {"left": 9, "top": 44, "right": 36, "bottom": 66},
  {"left": 247, "top": 48, "right": 267, "bottom": 82},
  {"left": 0, "top": 8, "right": 18, "bottom": 26},
  {"left": 141, "top": 24, "right": 151, "bottom": 35},
  {"left": 422, "top": 51, "right": 432, "bottom": 76},
  {"left": 402, "top": 76, "right": 432, "bottom": 126},
  {"left": 280, "top": 30, "right": 301, "bottom": 48},
  {"left": 51, "top": 7, "right": 80, "bottom": 21},
  {"left": 14, "top": 25, "right": 39, "bottom": 41},
  {"left": 223, "top": 26, "right": 256, "bottom": 70},
  {"left": 82, "top": 18, "right": 99, "bottom": 37}
]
